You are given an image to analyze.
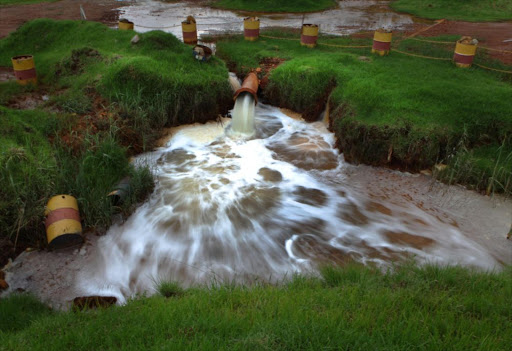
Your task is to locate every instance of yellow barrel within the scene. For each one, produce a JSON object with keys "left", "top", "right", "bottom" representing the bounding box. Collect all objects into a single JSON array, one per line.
[
  {"left": 301, "top": 24, "right": 319, "bottom": 48},
  {"left": 44, "top": 195, "right": 83, "bottom": 249},
  {"left": 118, "top": 19, "right": 134, "bottom": 30},
  {"left": 244, "top": 17, "right": 260, "bottom": 41},
  {"left": 372, "top": 29, "right": 392, "bottom": 56},
  {"left": 453, "top": 37, "right": 477, "bottom": 68},
  {"left": 182, "top": 16, "right": 197, "bottom": 45},
  {"left": 11, "top": 55, "right": 37, "bottom": 86}
]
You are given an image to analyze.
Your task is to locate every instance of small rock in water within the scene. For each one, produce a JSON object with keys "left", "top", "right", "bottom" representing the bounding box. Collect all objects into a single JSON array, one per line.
[
  {"left": 258, "top": 167, "right": 283, "bottom": 182},
  {"left": 73, "top": 296, "right": 117, "bottom": 310},
  {"left": 131, "top": 35, "right": 140, "bottom": 44},
  {"left": 79, "top": 247, "right": 86, "bottom": 256}
]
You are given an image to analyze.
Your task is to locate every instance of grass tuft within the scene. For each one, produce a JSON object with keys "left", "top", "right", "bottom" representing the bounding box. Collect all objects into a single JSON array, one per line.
[{"left": 156, "top": 280, "right": 185, "bottom": 298}]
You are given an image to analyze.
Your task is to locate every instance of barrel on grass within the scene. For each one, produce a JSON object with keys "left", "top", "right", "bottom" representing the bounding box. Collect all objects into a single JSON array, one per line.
[
  {"left": 182, "top": 16, "right": 197, "bottom": 45},
  {"left": 301, "top": 24, "right": 319, "bottom": 48},
  {"left": 11, "top": 55, "right": 37, "bottom": 86},
  {"left": 118, "top": 18, "right": 134, "bottom": 30},
  {"left": 453, "top": 36, "right": 477, "bottom": 68},
  {"left": 372, "top": 29, "right": 392, "bottom": 56},
  {"left": 44, "top": 195, "right": 83, "bottom": 249},
  {"left": 244, "top": 17, "right": 260, "bottom": 41}
]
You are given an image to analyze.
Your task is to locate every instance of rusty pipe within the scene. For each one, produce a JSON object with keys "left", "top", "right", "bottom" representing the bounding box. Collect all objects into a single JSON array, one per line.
[{"left": 233, "top": 72, "right": 259, "bottom": 104}]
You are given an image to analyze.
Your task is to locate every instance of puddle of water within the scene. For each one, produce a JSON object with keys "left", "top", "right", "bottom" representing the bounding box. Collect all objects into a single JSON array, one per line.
[
  {"left": 118, "top": 0, "right": 419, "bottom": 39},
  {"left": 75, "top": 103, "right": 508, "bottom": 303}
]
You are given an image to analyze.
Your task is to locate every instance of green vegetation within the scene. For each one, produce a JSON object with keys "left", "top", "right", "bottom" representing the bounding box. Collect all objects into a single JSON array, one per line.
[
  {"left": 156, "top": 280, "right": 185, "bottom": 298},
  {"left": 215, "top": 30, "right": 512, "bottom": 192},
  {"left": 0, "top": 19, "right": 231, "bottom": 251},
  {"left": 1, "top": 264, "right": 511, "bottom": 350},
  {"left": 0, "top": 0, "right": 58, "bottom": 6},
  {"left": 212, "top": 0, "right": 337, "bottom": 13},
  {"left": 391, "top": 0, "right": 512, "bottom": 22}
]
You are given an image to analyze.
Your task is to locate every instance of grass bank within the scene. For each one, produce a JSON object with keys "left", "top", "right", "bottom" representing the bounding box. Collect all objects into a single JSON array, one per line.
[
  {"left": 0, "top": 19, "right": 232, "bottom": 256},
  {"left": 211, "top": 0, "right": 337, "bottom": 13},
  {"left": 1, "top": 264, "right": 511, "bottom": 350},
  {"left": 390, "top": 0, "right": 512, "bottom": 22},
  {"left": 215, "top": 30, "right": 512, "bottom": 193}
]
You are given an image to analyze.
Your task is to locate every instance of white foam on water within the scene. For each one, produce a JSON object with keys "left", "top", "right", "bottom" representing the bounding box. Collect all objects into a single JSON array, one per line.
[{"left": 76, "top": 103, "right": 500, "bottom": 303}]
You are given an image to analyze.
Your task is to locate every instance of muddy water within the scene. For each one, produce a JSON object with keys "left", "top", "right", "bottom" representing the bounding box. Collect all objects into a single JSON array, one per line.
[
  {"left": 75, "top": 103, "right": 510, "bottom": 303},
  {"left": 119, "top": 0, "right": 419, "bottom": 39}
]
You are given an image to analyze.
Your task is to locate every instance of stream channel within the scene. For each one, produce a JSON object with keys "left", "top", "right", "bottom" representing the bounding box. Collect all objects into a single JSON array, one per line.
[{"left": 73, "top": 101, "right": 511, "bottom": 303}]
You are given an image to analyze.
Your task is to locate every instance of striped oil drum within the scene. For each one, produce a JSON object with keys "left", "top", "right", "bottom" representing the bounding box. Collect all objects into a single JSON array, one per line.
[
  {"left": 244, "top": 17, "right": 260, "bottom": 41},
  {"left": 372, "top": 30, "right": 392, "bottom": 56},
  {"left": 118, "top": 19, "right": 134, "bottom": 30},
  {"left": 182, "top": 16, "right": 197, "bottom": 45},
  {"left": 301, "top": 24, "right": 319, "bottom": 48},
  {"left": 11, "top": 55, "right": 37, "bottom": 86},
  {"left": 453, "top": 40, "right": 477, "bottom": 68},
  {"left": 44, "top": 195, "right": 83, "bottom": 249}
]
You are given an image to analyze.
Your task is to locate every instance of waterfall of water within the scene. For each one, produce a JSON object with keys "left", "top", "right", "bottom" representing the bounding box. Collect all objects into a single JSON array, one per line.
[{"left": 231, "top": 92, "right": 255, "bottom": 136}]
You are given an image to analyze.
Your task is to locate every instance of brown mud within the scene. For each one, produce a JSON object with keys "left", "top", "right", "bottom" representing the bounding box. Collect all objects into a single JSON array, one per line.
[{"left": 0, "top": 0, "right": 126, "bottom": 39}]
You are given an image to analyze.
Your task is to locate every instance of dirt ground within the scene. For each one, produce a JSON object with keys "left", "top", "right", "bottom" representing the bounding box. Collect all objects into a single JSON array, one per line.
[{"left": 0, "top": 0, "right": 125, "bottom": 38}]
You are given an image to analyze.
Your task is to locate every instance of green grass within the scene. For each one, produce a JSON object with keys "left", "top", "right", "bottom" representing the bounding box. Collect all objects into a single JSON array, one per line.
[
  {"left": 0, "top": 20, "right": 232, "bottom": 132},
  {"left": 391, "top": 0, "right": 512, "bottom": 22},
  {"left": 211, "top": 0, "right": 337, "bottom": 13},
  {"left": 0, "top": 19, "right": 234, "bottom": 248},
  {"left": 0, "top": 106, "right": 155, "bottom": 247},
  {"left": 215, "top": 30, "right": 512, "bottom": 189},
  {"left": 1, "top": 264, "right": 511, "bottom": 350},
  {"left": 0, "top": 0, "right": 58, "bottom": 6}
]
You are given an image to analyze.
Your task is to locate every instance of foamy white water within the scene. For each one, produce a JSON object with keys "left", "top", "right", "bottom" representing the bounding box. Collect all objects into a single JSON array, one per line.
[{"left": 76, "top": 103, "right": 502, "bottom": 303}]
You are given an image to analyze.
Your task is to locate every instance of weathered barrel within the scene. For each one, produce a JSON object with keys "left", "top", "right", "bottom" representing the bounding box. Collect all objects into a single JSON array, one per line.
[
  {"left": 193, "top": 45, "right": 213, "bottom": 62},
  {"left": 244, "top": 17, "right": 260, "bottom": 41},
  {"left": 182, "top": 16, "right": 197, "bottom": 45},
  {"left": 301, "top": 24, "right": 319, "bottom": 48},
  {"left": 118, "top": 19, "right": 134, "bottom": 30},
  {"left": 44, "top": 195, "right": 83, "bottom": 249},
  {"left": 453, "top": 37, "right": 477, "bottom": 68},
  {"left": 233, "top": 72, "right": 259, "bottom": 103},
  {"left": 11, "top": 55, "right": 37, "bottom": 86},
  {"left": 107, "top": 177, "right": 131, "bottom": 206},
  {"left": 372, "top": 29, "right": 392, "bottom": 56}
]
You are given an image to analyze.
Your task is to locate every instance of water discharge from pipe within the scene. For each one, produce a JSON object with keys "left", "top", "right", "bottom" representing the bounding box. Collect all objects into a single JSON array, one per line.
[
  {"left": 75, "top": 103, "right": 501, "bottom": 304},
  {"left": 231, "top": 93, "right": 255, "bottom": 136}
]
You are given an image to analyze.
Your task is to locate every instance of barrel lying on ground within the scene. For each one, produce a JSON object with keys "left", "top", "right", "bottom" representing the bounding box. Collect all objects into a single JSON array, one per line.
[
  {"left": 11, "top": 55, "right": 37, "bottom": 85},
  {"left": 44, "top": 195, "right": 83, "bottom": 249}
]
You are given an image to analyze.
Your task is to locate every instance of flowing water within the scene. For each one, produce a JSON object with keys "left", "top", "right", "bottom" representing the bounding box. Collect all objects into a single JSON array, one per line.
[
  {"left": 229, "top": 93, "right": 255, "bottom": 136},
  {"left": 118, "top": 0, "right": 421, "bottom": 38},
  {"left": 75, "top": 103, "right": 506, "bottom": 303}
]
